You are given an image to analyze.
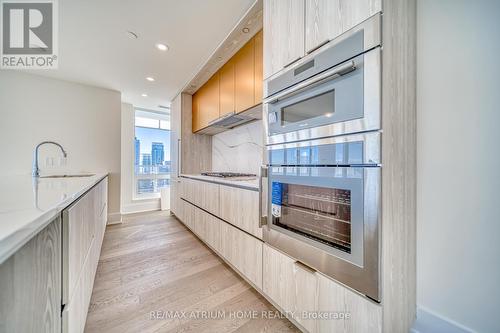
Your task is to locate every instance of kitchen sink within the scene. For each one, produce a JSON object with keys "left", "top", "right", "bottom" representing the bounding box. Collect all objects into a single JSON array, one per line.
[{"left": 39, "top": 174, "right": 95, "bottom": 178}]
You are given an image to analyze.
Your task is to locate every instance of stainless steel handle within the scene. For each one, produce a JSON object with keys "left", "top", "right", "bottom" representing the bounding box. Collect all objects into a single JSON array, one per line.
[
  {"left": 306, "top": 38, "right": 330, "bottom": 54},
  {"left": 258, "top": 165, "right": 268, "bottom": 227},
  {"left": 284, "top": 56, "right": 301, "bottom": 68},
  {"left": 177, "top": 139, "right": 181, "bottom": 177},
  {"left": 265, "top": 60, "right": 357, "bottom": 104},
  {"left": 294, "top": 260, "right": 316, "bottom": 274}
]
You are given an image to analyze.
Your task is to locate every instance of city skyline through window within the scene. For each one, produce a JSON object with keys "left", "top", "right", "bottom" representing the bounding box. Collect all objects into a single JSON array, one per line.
[{"left": 134, "top": 109, "right": 171, "bottom": 198}]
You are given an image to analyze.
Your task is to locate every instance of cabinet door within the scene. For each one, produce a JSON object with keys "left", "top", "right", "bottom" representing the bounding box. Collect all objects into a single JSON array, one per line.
[
  {"left": 262, "top": 244, "right": 318, "bottom": 332},
  {"left": 254, "top": 30, "right": 263, "bottom": 104},
  {"left": 234, "top": 38, "right": 255, "bottom": 112},
  {"left": 305, "top": 0, "right": 381, "bottom": 53},
  {"left": 201, "top": 73, "right": 220, "bottom": 128},
  {"left": 191, "top": 88, "right": 202, "bottom": 132},
  {"left": 0, "top": 218, "right": 61, "bottom": 333},
  {"left": 170, "top": 179, "right": 180, "bottom": 216},
  {"left": 219, "top": 185, "right": 262, "bottom": 239},
  {"left": 263, "top": 0, "right": 305, "bottom": 78},
  {"left": 219, "top": 59, "right": 235, "bottom": 117},
  {"left": 62, "top": 192, "right": 95, "bottom": 305},
  {"left": 317, "top": 273, "right": 382, "bottom": 333},
  {"left": 221, "top": 221, "right": 263, "bottom": 289}
]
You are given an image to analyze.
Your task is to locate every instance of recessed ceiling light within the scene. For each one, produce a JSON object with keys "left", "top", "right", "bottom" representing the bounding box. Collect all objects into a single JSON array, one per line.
[
  {"left": 156, "top": 43, "right": 169, "bottom": 51},
  {"left": 141, "top": 93, "right": 148, "bottom": 97},
  {"left": 242, "top": 27, "right": 250, "bottom": 33},
  {"left": 126, "top": 31, "right": 138, "bottom": 39},
  {"left": 146, "top": 77, "right": 155, "bottom": 82}
]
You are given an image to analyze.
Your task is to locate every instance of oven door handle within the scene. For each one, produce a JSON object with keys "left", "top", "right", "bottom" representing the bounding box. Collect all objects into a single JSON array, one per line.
[
  {"left": 259, "top": 165, "right": 268, "bottom": 227},
  {"left": 265, "top": 60, "right": 357, "bottom": 104}
]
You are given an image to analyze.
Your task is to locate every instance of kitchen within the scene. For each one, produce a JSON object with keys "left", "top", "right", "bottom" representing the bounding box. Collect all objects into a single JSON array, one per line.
[{"left": 0, "top": 1, "right": 499, "bottom": 333}]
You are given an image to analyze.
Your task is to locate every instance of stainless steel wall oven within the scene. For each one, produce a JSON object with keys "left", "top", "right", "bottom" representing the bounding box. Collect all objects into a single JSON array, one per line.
[{"left": 262, "top": 14, "right": 382, "bottom": 301}]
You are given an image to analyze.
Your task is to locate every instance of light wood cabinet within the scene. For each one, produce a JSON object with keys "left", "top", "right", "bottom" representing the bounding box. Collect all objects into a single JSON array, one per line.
[
  {"left": 62, "top": 189, "right": 95, "bottom": 305},
  {"left": 219, "top": 59, "right": 235, "bottom": 117},
  {"left": 305, "top": 0, "right": 382, "bottom": 53},
  {"left": 62, "top": 178, "right": 108, "bottom": 333},
  {"left": 317, "top": 274, "right": 382, "bottom": 333},
  {"left": 263, "top": 0, "right": 305, "bottom": 78},
  {"left": 192, "top": 30, "right": 263, "bottom": 132},
  {"left": 219, "top": 186, "right": 262, "bottom": 239},
  {"left": 263, "top": 244, "right": 382, "bottom": 333},
  {"left": 180, "top": 177, "right": 220, "bottom": 216},
  {"left": 234, "top": 38, "right": 255, "bottom": 112},
  {"left": 220, "top": 221, "right": 263, "bottom": 289},
  {"left": 0, "top": 217, "right": 61, "bottom": 333},
  {"left": 263, "top": 244, "right": 318, "bottom": 332}
]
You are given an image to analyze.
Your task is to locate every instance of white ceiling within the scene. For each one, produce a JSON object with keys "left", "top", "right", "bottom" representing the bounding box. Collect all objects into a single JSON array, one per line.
[{"left": 29, "top": 0, "right": 255, "bottom": 112}]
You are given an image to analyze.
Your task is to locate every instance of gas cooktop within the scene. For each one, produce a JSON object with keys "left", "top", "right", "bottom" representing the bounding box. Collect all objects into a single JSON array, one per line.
[{"left": 201, "top": 172, "right": 257, "bottom": 178}]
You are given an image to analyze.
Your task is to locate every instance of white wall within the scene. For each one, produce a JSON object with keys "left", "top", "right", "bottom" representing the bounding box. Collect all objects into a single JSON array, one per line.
[
  {"left": 212, "top": 120, "right": 263, "bottom": 175},
  {"left": 416, "top": 1, "right": 500, "bottom": 332},
  {"left": 0, "top": 71, "right": 122, "bottom": 221},
  {"left": 120, "top": 103, "right": 160, "bottom": 214}
]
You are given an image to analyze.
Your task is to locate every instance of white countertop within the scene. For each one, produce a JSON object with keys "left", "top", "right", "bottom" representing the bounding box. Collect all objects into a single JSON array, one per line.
[
  {"left": 0, "top": 173, "right": 107, "bottom": 264},
  {"left": 181, "top": 174, "right": 259, "bottom": 191}
]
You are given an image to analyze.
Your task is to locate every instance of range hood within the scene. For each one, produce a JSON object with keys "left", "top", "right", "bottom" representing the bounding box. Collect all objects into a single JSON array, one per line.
[{"left": 196, "top": 104, "right": 262, "bottom": 135}]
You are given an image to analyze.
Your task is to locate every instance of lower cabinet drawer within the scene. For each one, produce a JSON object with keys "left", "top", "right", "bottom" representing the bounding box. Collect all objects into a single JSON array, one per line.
[
  {"left": 62, "top": 238, "right": 96, "bottom": 333},
  {"left": 220, "top": 221, "right": 263, "bottom": 289},
  {"left": 263, "top": 244, "right": 318, "bottom": 332},
  {"left": 263, "top": 244, "right": 382, "bottom": 333},
  {"left": 178, "top": 199, "right": 263, "bottom": 290}
]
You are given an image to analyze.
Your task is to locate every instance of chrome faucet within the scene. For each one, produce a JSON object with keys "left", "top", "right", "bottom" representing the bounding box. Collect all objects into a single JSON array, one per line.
[{"left": 32, "top": 141, "right": 67, "bottom": 177}]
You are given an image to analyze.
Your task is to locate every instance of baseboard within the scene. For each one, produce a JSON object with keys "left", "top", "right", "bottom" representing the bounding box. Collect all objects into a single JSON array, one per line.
[
  {"left": 411, "top": 307, "right": 475, "bottom": 333},
  {"left": 107, "top": 212, "right": 122, "bottom": 225},
  {"left": 121, "top": 199, "right": 160, "bottom": 214}
]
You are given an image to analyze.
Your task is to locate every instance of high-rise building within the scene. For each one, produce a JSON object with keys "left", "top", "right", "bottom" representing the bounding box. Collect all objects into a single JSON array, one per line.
[
  {"left": 142, "top": 153, "right": 152, "bottom": 166},
  {"left": 151, "top": 142, "right": 164, "bottom": 165},
  {"left": 134, "top": 137, "right": 140, "bottom": 166}
]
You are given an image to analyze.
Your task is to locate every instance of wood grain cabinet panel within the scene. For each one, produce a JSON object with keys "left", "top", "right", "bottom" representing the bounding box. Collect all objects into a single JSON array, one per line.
[
  {"left": 180, "top": 178, "right": 220, "bottom": 216},
  {"left": 263, "top": 244, "right": 382, "bottom": 333},
  {"left": 305, "top": 0, "right": 382, "bottom": 53},
  {"left": 63, "top": 190, "right": 95, "bottom": 305},
  {"left": 219, "top": 59, "right": 235, "bottom": 117},
  {"left": 254, "top": 30, "right": 263, "bottom": 104},
  {"left": 0, "top": 217, "right": 61, "bottom": 333},
  {"left": 220, "top": 221, "right": 263, "bottom": 289},
  {"left": 263, "top": 0, "right": 305, "bottom": 78},
  {"left": 262, "top": 244, "right": 318, "bottom": 332},
  {"left": 317, "top": 273, "right": 382, "bottom": 333},
  {"left": 191, "top": 88, "right": 202, "bottom": 132},
  {"left": 234, "top": 38, "right": 255, "bottom": 112},
  {"left": 219, "top": 186, "right": 262, "bottom": 239},
  {"left": 192, "top": 73, "right": 219, "bottom": 132}
]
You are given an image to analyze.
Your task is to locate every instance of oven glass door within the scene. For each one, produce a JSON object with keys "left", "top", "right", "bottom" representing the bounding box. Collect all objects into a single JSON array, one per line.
[
  {"left": 267, "top": 55, "right": 364, "bottom": 136},
  {"left": 268, "top": 166, "right": 365, "bottom": 267}
]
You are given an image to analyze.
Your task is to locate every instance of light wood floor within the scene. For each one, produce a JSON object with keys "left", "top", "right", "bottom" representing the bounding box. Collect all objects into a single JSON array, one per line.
[{"left": 84, "top": 211, "right": 299, "bottom": 333}]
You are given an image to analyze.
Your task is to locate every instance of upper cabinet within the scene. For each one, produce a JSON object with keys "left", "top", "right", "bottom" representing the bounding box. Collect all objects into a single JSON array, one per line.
[
  {"left": 192, "top": 31, "right": 263, "bottom": 133},
  {"left": 192, "top": 72, "right": 220, "bottom": 132},
  {"left": 219, "top": 59, "right": 235, "bottom": 118},
  {"left": 234, "top": 38, "right": 256, "bottom": 113},
  {"left": 263, "top": 0, "right": 382, "bottom": 79},
  {"left": 263, "top": 0, "right": 305, "bottom": 79}
]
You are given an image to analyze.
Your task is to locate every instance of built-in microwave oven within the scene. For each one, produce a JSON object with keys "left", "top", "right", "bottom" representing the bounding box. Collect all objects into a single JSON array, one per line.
[
  {"left": 263, "top": 14, "right": 381, "bottom": 145},
  {"left": 263, "top": 132, "right": 381, "bottom": 301}
]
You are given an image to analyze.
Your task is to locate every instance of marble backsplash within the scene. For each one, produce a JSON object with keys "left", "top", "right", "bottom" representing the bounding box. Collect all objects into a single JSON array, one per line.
[{"left": 212, "top": 120, "right": 264, "bottom": 175}]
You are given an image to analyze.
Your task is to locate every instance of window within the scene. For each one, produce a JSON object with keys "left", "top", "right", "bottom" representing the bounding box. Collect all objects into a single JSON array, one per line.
[{"left": 134, "top": 109, "right": 170, "bottom": 199}]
